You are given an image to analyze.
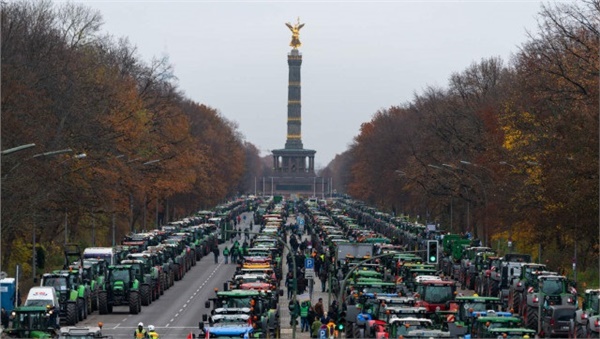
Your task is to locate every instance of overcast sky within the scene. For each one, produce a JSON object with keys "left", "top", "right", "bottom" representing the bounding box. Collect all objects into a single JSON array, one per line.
[{"left": 84, "top": 0, "right": 544, "bottom": 169}]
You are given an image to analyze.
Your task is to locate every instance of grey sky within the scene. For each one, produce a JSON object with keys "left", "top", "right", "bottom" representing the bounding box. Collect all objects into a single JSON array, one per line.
[{"left": 86, "top": 0, "right": 543, "bottom": 169}]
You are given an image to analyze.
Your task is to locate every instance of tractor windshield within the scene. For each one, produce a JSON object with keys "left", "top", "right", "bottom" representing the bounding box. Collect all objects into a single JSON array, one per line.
[
  {"left": 111, "top": 270, "right": 130, "bottom": 284},
  {"left": 459, "top": 301, "right": 488, "bottom": 319},
  {"left": 591, "top": 295, "right": 600, "bottom": 312},
  {"left": 541, "top": 279, "right": 564, "bottom": 295},
  {"left": 220, "top": 297, "right": 252, "bottom": 308},
  {"left": 423, "top": 285, "right": 453, "bottom": 304},
  {"left": 43, "top": 277, "right": 68, "bottom": 291},
  {"left": 13, "top": 312, "right": 44, "bottom": 330}
]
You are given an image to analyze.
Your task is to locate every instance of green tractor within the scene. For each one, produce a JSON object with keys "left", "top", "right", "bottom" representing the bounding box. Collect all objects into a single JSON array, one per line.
[
  {"left": 40, "top": 271, "right": 88, "bottom": 325},
  {"left": 4, "top": 306, "right": 59, "bottom": 338},
  {"left": 572, "top": 289, "right": 600, "bottom": 337},
  {"left": 119, "top": 257, "right": 155, "bottom": 306},
  {"left": 507, "top": 263, "right": 547, "bottom": 314},
  {"left": 80, "top": 258, "right": 108, "bottom": 312},
  {"left": 521, "top": 274, "right": 578, "bottom": 331},
  {"left": 204, "top": 288, "right": 280, "bottom": 338},
  {"left": 97, "top": 265, "right": 142, "bottom": 315}
]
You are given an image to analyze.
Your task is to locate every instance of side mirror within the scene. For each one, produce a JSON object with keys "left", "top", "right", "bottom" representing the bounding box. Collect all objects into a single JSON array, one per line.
[
  {"left": 198, "top": 321, "right": 204, "bottom": 330},
  {"left": 205, "top": 301, "right": 211, "bottom": 309},
  {"left": 202, "top": 314, "right": 208, "bottom": 322},
  {"left": 223, "top": 282, "right": 228, "bottom": 291}
]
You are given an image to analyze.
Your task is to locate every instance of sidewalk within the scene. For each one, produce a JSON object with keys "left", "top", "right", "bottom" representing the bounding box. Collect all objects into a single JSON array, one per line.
[{"left": 279, "top": 221, "right": 335, "bottom": 338}]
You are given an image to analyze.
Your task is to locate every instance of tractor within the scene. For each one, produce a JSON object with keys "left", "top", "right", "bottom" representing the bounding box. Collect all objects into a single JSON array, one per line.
[
  {"left": 4, "top": 306, "right": 59, "bottom": 338},
  {"left": 97, "top": 265, "right": 141, "bottom": 315},
  {"left": 572, "top": 289, "right": 600, "bottom": 338},
  {"left": 40, "top": 271, "right": 88, "bottom": 326}
]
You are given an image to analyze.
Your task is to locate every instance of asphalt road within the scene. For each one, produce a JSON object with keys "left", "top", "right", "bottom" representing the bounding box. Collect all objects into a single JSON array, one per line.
[{"left": 78, "top": 212, "right": 257, "bottom": 338}]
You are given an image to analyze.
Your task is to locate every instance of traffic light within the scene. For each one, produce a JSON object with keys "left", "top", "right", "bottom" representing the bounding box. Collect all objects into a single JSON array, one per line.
[{"left": 427, "top": 240, "right": 439, "bottom": 264}]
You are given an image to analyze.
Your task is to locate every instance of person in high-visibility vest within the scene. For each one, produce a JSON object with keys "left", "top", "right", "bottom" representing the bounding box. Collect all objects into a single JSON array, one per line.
[
  {"left": 134, "top": 322, "right": 148, "bottom": 339},
  {"left": 147, "top": 325, "right": 159, "bottom": 339},
  {"left": 326, "top": 318, "right": 336, "bottom": 339},
  {"left": 300, "top": 301, "right": 311, "bottom": 332}
]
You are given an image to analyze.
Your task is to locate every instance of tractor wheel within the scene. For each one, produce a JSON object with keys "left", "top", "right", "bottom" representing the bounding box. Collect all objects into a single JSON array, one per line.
[
  {"left": 353, "top": 324, "right": 362, "bottom": 338},
  {"left": 154, "top": 283, "right": 159, "bottom": 300},
  {"left": 174, "top": 264, "right": 181, "bottom": 281},
  {"left": 511, "top": 291, "right": 521, "bottom": 314},
  {"left": 66, "top": 302, "right": 78, "bottom": 326},
  {"left": 489, "top": 280, "right": 499, "bottom": 297},
  {"left": 526, "top": 305, "right": 538, "bottom": 330},
  {"left": 196, "top": 249, "right": 202, "bottom": 261},
  {"left": 191, "top": 250, "right": 197, "bottom": 266},
  {"left": 474, "top": 277, "right": 481, "bottom": 295},
  {"left": 91, "top": 291, "right": 98, "bottom": 312},
  {"left": 77, "top": 297, "right": 86, "bottom": 321},
  {"left": 345, "top": 323, "right": 354, "bottom": 338},
  {"left": 140, "top": 285, "right": 151, "bottom": 306},
  {"left": 576, "top": 322, "right": 585, "bottom": 338},
  {"left": 129, "top": 291, "right": 140, "bottom": 314},
  {"left": 87, "top": 293, "right": 93, "bottom": 315},
  {"left": 98, "top": 291, "right": 109, "bottom": 315},
  {"left": 159, "top": 273, "right": 165, "bottom": 295}
]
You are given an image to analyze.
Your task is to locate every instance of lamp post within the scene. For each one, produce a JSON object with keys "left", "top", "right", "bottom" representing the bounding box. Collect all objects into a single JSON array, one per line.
[
  {"left": 458, "top": 161, "right": 489, "bottom": 246},
  {"left": 1, "top": 143, "right": 36, "bottom": 155},
  {"left": 62, "top": 152, "right": 87, "bottom": 245},
  {"left": 428, "top": 164, "right": 462, "bottom": 233}
]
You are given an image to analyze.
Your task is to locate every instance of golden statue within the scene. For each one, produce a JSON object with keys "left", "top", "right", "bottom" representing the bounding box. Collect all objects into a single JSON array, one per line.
[{"left": 285, "top": 17, "right": 305, "bottom": 49}]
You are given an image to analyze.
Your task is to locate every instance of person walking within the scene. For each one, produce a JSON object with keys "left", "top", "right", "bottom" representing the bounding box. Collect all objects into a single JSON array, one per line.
[
  {"left": 326, "top": 318, "right": 336, "bottom": 339},
  {"left": 212, "top": 247, "right": 220, "bottom": 264},
  {"left": 310, "top": 316, "right": 322, "bottom": 338},
  {"left": 300, "top": 300, "right": 310, "bottom": 332},
  {"left": 223, "top": 246, "right": 230, "bottom": 264},
  {"left": 328, "top": 300, "right": 339, "bottom": 324},
  {"left": 285, "top": 272, "right": 294, "bottom": 299},
  {"left": 319, "top": 268, "right": 328, "bottom": 292},
  {"left": 314, "top": 298, "right": 324, "bottom": 319},
  {"left": 1, "top": 307, "right": 9, "bottom": 329}
]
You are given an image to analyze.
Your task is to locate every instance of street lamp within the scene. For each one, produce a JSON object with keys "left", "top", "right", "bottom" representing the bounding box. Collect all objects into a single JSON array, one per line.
[
  {"left": 458, "top": 161, "right": 489, "bottom": 246},
  {"left": 1, "top": 143, "right": 36, "bottom": 155},
  {"left": 63, "top": 153, "right": 87, "bottom": 245},
  {"left": 428, "top": 164, "right": 462, "bottom": 232}
]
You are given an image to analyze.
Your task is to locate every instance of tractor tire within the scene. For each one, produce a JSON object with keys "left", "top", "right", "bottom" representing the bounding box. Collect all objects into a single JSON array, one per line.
[
  {"left": 141, "top": 285, "right": 151, "bottom": 306},
  {"left": 66, "top": 302, "right": 78, "bottom": 325},
  {"left": 77, "top": 297, "right": 86, "bottom": 321},
  {"left": 91, "top": 291, "right": 98, "bottom": 312},
  {"left": 87, "top": 294, "right": 93, "bottom": 315},
  {"left": 191, "top": 250, "right": 197, "bottom": 266},
  {"left": 526, "top": 305, "right": 538, "bottom": 330},
  {"left": 466, "top": 273, "right": 474, "bottom": 290},
  {"left": 576, "top": 323, "right": 585, "bottom": 338},
  {"left": 510, "top": 290, "right": 521, "bottom": 314},
  {"left": 129, "top": 291, "right": 141, "bottom": 315},
  {"left": 489, "top": 280, "right": 499, "bottom": 297},
  {"left": 474, "top": 277, "right": 482, "bottom": 295},
  {"left": 98, "top": 291, "right": 109, "bottom": 315},
  {"left": 159, "top": 273, "right": 165, "bottom": 295},
  {"left": 153, "top": 283, "right": 159, "bottom": 301},
  {"left": 174, "top": 264, "right": 181, "bottom": 281},
  {"left": 196, "top": 249, "right": 202, "bottom": 262},
  {"left": 346, "top": 323, "right": 354, "bottom": 338},
  {"left": 353, "top": 324, "right": 362, "bottom": 338}
]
